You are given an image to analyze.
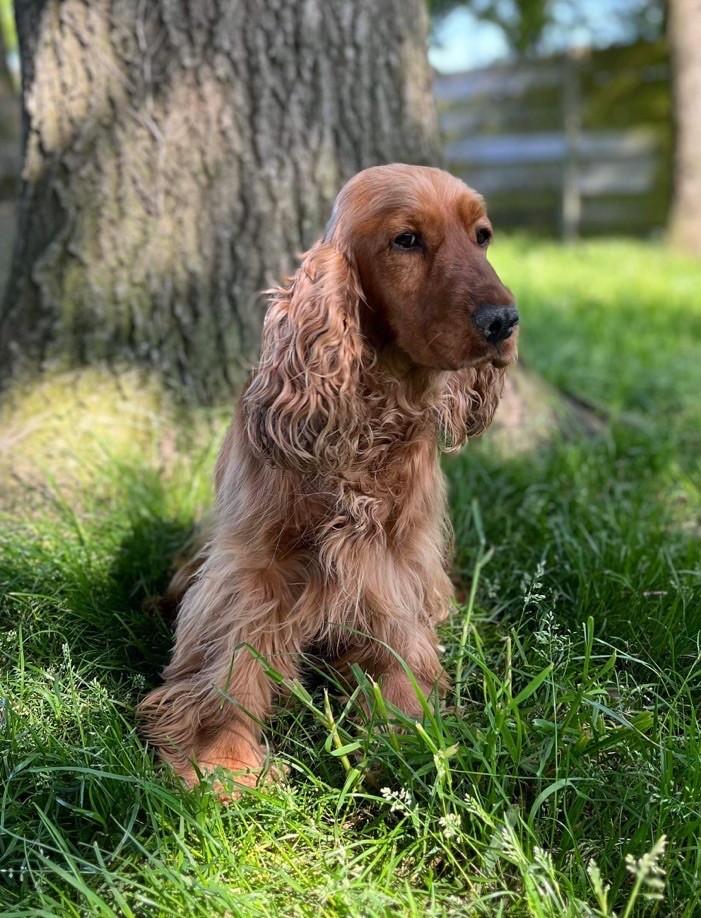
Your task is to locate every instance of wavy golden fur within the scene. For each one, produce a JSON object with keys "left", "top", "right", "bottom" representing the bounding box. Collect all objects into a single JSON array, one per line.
[{"left": 138, "top": 164, "right": 519, "bottom": 790}]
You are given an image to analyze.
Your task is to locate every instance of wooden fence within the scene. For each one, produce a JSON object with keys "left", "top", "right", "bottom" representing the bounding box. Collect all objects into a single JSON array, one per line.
[{"left": 434, "top": 40, "right": 672, "bottom": 238}]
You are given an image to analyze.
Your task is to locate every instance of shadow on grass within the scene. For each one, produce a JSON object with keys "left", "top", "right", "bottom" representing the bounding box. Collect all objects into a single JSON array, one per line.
[
  {"left": 0, "top": 470, "right": 195, "bottom": 686},
  {"left": 105, "top": 509, "right": 189, "bottom": 674}
]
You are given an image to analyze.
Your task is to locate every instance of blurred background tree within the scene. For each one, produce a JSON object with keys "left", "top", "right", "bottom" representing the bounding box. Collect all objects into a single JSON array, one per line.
[
  {"left": 0, "top": 0, "right": 438, "bottom": 402},
  {"left": 0, "top": 0, "right": 18, "bottom": 289},
  {"left": 430, "top": 0, "right": 551, "bottom": 56},
  {"left": 668, "top": 0, "right": 701, "bottom": 255},
  {"left": 428, "top": 0, "right": 666, "bottom": 57},
  {"left": 0, "top": 20, "right": 8, "bottom": 87}
]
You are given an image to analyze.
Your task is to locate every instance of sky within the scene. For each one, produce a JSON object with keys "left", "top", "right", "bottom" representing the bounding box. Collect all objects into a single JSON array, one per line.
[
  {"left": 429, "top": 8, "right": 510, "bottom": 72},
  {"left": 428, "top": 1, "right": 664, "bottom": 73}
]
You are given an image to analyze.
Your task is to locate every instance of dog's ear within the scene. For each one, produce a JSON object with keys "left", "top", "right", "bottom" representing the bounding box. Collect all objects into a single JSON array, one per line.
[
  {"left": 438, "top": 364, "right": 507, "bottom": 450},
  {"left": 242, "top": 240, "right": 368, "bottom": 473}
]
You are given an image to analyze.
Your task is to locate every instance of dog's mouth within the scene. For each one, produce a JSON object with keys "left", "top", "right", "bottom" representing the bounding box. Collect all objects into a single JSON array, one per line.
[
  {"left": 489, "top": 344, "right": 518, "bottom": 369},
  {"left": 406, "top": 327, "right": 518, "bottom": 373},
  {"left": 466, "top": 338, "right": 518, "bottom": 370},
  {"left": 489, "top": 326, "right": 519, "bottom": 368}
]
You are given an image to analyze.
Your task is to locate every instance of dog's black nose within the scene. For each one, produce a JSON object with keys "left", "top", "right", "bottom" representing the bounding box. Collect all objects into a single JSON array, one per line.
[{"left": 473, "top": 305, "right": 519, "bottom": 343}]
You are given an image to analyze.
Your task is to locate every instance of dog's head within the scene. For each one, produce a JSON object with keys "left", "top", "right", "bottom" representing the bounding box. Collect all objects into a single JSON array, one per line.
[
  {"left": 244, "top": 165, "right": 517, "bottom": 471},
  {"left": 327, "top": 164, "right": 518, "bottom": 372}
]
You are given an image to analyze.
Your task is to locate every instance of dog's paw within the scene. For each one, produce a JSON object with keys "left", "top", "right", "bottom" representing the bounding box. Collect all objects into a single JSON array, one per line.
[
  {"left": 179, "top": 757, "right": 288, "bottom": 803},
  {"left": 213, "top": 760, "right": 290, "bottom": 802}
]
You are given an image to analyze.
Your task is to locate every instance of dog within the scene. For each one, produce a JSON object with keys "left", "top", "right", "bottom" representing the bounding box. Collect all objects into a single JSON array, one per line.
[{"left": 138, "top": 164, "right": 518, "bottom": 790}]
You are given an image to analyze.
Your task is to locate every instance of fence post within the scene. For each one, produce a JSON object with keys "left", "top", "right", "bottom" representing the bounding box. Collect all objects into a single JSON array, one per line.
[{"left": 562, "top": 48, "right": 583, "bottom": 242}]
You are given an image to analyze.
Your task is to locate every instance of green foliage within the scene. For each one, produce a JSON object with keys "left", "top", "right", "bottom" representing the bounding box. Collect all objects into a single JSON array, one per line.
[
  {"left": 428, "top": 0, "right": 666, "bottom": 56},
  {"left": 1, "top": 237, "right": 701, "bottom": 914},
  {"left": 0, "top": 0, "right": 17, "bottom": 93},
  {"left": 0, "top": 0, "right": 16, "bottom": 55},
  {"left": 429, "top": 0, "right": 552, "bottom": 55}
]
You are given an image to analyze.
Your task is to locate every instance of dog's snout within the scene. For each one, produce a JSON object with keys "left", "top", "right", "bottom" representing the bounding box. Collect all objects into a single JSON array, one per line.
[{"left": 473, "top": 305, "right": 519, "bottom": 343}]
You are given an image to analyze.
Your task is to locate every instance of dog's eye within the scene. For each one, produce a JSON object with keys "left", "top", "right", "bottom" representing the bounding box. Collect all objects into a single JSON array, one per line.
[
  {"left": 476, "top": 227, "right": 492, "bottom": 248},
  {"left": 392, "top": 232, "right": 421, "bottom": 250}
]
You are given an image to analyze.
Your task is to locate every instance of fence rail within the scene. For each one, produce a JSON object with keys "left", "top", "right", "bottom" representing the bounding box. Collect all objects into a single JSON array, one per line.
[{"left": 434, "top": 40, "right": 671, "bottom": 238}]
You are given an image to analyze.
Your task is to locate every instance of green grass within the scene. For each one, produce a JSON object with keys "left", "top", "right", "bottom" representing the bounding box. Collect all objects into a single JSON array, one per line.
[{"left": 1, "top": 238, "right": 700, "bottom": 916}]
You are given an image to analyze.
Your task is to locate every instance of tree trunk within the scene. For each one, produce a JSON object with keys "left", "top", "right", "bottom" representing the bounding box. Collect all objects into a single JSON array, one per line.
[
  {"left": 490, "top": 358, "right": 604, "bottom": 454},
  {"left": 668, "top": 0, "right": 701, "bottom": 255},
  {"left": 0, "top": 16, "right": 19, "bottom": 286},
  {"left": 0, "top": 0, "right": 439, "bottom": 402}
]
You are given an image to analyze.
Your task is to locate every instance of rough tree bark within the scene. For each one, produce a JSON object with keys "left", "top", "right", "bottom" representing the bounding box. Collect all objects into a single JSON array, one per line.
[
  {"left": 0, "top": 0, "right": 439, "bottom": 401},
  {"left": 668, "top": 0, "right": 701, "bottom": 255}
]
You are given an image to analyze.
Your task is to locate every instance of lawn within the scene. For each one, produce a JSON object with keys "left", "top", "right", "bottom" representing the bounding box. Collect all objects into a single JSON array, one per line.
[{"left": 1, "top": 238, "right": 700, "bottom": 916}]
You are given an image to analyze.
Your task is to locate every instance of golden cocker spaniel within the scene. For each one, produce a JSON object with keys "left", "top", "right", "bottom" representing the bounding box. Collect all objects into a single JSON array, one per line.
[{"left": 139, "top": 164, "right": 519, "bottom": 790}]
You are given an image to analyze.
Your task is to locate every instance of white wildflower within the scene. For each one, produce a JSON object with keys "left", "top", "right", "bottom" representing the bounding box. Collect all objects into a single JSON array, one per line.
[
  {"left": 438, "top": 812, "right": 461, "bottom": 840},
  {"left": 380, "top": 786, "right": 412, "bottom": 814},
  {"left": 463, "top": 794, "right": 484, "bottom": 817},
  {"left": 533, "top": 845, "right": 554, "bottom": 872},
  {"left": 522, "top": 561, "right": 547, "bottom": 612},
  {"left": 587, "top": 858, "right": 610, "bottom": 912},
  {"left": 625, "top": 835, "right": 667, "bottom": 902}
]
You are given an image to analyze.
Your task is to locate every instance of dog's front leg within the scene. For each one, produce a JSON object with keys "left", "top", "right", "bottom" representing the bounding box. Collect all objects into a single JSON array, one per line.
[
  {"left": 139, "top": 562, "right": 299, "bottom": 794},
  {"left": 333, "top": 618, "right": 447, "bottom": 722},
  {"left": 176, "top": 642, "right": 282, "bottom": 793},
  {"left": 370, "top": 629, "right": 447, "bottom": 720}
]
